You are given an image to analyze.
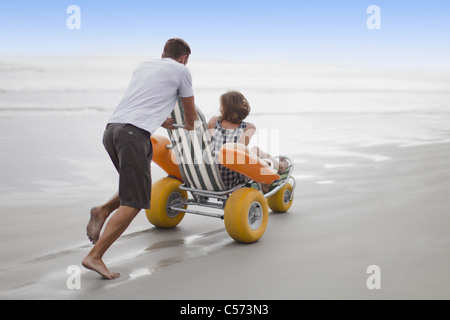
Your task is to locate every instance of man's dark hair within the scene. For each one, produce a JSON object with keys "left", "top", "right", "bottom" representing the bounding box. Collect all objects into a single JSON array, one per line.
[{"left": 163, "top": 38, "right": 191, "bottom": 59}]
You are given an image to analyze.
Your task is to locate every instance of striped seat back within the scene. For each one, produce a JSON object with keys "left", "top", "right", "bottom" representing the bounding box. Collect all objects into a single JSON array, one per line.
[{"left": 168, "top": 99, "right": 226, "bottom": 191}]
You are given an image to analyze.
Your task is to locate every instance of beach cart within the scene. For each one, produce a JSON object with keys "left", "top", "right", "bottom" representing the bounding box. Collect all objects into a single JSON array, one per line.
[{"left": 147, "top": 100, "right": 296, "bottom": 243}]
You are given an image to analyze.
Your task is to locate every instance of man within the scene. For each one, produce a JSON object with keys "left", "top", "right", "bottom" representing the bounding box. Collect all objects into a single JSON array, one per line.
[{"left": 82, "top": 38, "right": 197, "bottom": 279}]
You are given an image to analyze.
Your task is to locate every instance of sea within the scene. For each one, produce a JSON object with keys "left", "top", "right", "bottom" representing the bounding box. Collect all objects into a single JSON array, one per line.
[
  {"left": 1, "top": 55, "right": 449, "bottom": 171},
  {"left": 1, "top": 56, "right": 449, "bottom": 117}
]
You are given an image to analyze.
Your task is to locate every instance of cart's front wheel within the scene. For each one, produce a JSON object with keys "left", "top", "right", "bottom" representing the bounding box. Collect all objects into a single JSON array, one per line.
[
  {"left": 267, "top": 183, "right": 293, "bottom": 213},
  {"left": 145, "top": 177, "right": 187, "bottom": 228},
  {"left": 224, "top": 188, "right": 269, "bottom": 243}
]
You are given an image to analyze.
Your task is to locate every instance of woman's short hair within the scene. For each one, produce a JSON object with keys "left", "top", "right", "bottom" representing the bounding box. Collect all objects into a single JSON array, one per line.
[{"left": 219, "top": 91, "right": 251, "bottom": 124}]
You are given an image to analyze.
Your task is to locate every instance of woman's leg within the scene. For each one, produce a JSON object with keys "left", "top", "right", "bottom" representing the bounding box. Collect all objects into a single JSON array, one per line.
[{"left": 251, "top": 146, "right": 288, "bottom": 174}]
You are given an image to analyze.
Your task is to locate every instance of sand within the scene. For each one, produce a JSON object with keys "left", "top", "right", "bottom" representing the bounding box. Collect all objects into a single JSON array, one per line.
[{"left": 0, "top": 113, "right": 450, "bottom": 300}]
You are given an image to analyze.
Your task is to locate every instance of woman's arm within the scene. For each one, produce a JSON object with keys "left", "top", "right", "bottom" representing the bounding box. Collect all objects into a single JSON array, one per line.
[
  {"left": 239, "top": 122, "right": 256, "bottom": 146},
  {"left": 207, "top": 116, "right": 218, "bottom": 130},
  {"left": 207, "top": 116, "right": 218, "bottom": 137}
]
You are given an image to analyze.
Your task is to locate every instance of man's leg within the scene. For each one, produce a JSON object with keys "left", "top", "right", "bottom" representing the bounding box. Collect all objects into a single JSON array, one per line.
[
  {"left": 82, "top": 205, "right": 141, "bottom": 279},
  {"left": 87, "top": 192, "right": 121, "bottom": 244},
  {"left": 84, "top": 124, "right": 152, "bottom": 279}
]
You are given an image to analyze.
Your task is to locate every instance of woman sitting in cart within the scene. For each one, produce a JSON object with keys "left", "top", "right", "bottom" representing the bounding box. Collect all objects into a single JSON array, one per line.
[{"left": 207, "top": 90, "right": 288, "bottom": 192}]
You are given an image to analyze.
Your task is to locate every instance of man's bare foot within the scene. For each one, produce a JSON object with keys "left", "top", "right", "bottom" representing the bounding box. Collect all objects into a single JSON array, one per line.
[
  {"left": 86, "top": 207, "right": 108, "bottom": 244},
  {"left": 82, "top": 255, "right": 120, "bottom": 280}
]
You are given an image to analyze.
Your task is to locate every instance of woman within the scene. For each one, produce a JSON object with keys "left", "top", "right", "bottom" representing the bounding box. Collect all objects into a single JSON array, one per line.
[{"left": 208, "top": 91, "right": 286, "bottom": 190}]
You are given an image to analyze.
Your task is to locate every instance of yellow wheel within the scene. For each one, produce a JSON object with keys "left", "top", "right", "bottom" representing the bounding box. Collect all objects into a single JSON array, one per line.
[
  {"left": 145, "top": 177, "right": 187, "bottom": 228},
  {"left": 267, "top": 183, "right": 293, "bottom": 213},
  {"left": 224, "top": 188, "right": 269, "bottom": 243}
]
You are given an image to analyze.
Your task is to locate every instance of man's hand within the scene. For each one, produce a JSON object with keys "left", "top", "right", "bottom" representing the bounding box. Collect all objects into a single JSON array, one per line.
[
  {"left": 161, "top": 118, "right": 174, "bottom": 130},
  {"left": 183, "top": 123, "right": 195, "bottom": 131}
]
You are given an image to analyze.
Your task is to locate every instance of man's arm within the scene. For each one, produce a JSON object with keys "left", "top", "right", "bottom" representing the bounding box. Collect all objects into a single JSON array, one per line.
[
  {"left": 181, "top": 96, "right": 197, "bottom": 130},
  {"left": 161, "top": 117, "right": 174, "bottom": 130}
]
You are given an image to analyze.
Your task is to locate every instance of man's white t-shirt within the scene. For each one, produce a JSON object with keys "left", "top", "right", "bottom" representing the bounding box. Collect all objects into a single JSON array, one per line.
[{"left": 108, "top": 58, "right": 194, "bottom": 135}]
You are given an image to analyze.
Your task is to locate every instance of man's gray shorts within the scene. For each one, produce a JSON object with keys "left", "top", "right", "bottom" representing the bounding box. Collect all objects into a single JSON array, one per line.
[{"left": 103, "top": 123, "right": 153, "bottom": 209}]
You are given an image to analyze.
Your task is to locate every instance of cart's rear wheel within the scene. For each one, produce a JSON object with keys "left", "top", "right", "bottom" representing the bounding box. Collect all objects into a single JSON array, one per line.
[
  {"left": 145, "top": 177, "right": 187, "bottom": 228},
  {"left": 267, "top": 183, "right": 293, "bottom": 213},
  {"left": 224, "top": 188, "right": 269, "bottom": 243}
]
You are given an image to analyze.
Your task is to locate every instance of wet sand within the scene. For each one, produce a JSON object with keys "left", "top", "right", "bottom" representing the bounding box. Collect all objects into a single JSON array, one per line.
[{"left": 1, "top": 114, "right": 450, "bottom": 300}]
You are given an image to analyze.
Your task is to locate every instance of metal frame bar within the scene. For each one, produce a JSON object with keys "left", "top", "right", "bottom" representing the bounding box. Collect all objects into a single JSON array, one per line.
[
  {"left": 179, "top": 183, "right": 246, "bottom": 197},
  {"left": 186, "top": 199, "right": 225, "bottom": 210},
  {"left": 168, "top": 152, "right": 296, "bottom": 220},
  {"left": 169, "top": 206, "right": 224, "bottom": 219},
  {"left": 263, "top": 156, "right": 295, "bottom": 199}
]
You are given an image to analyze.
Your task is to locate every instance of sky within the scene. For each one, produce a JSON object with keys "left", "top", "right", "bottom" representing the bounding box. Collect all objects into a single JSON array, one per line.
[{"left": 1, "top": 0, "right": 450, "bottom": 69}]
